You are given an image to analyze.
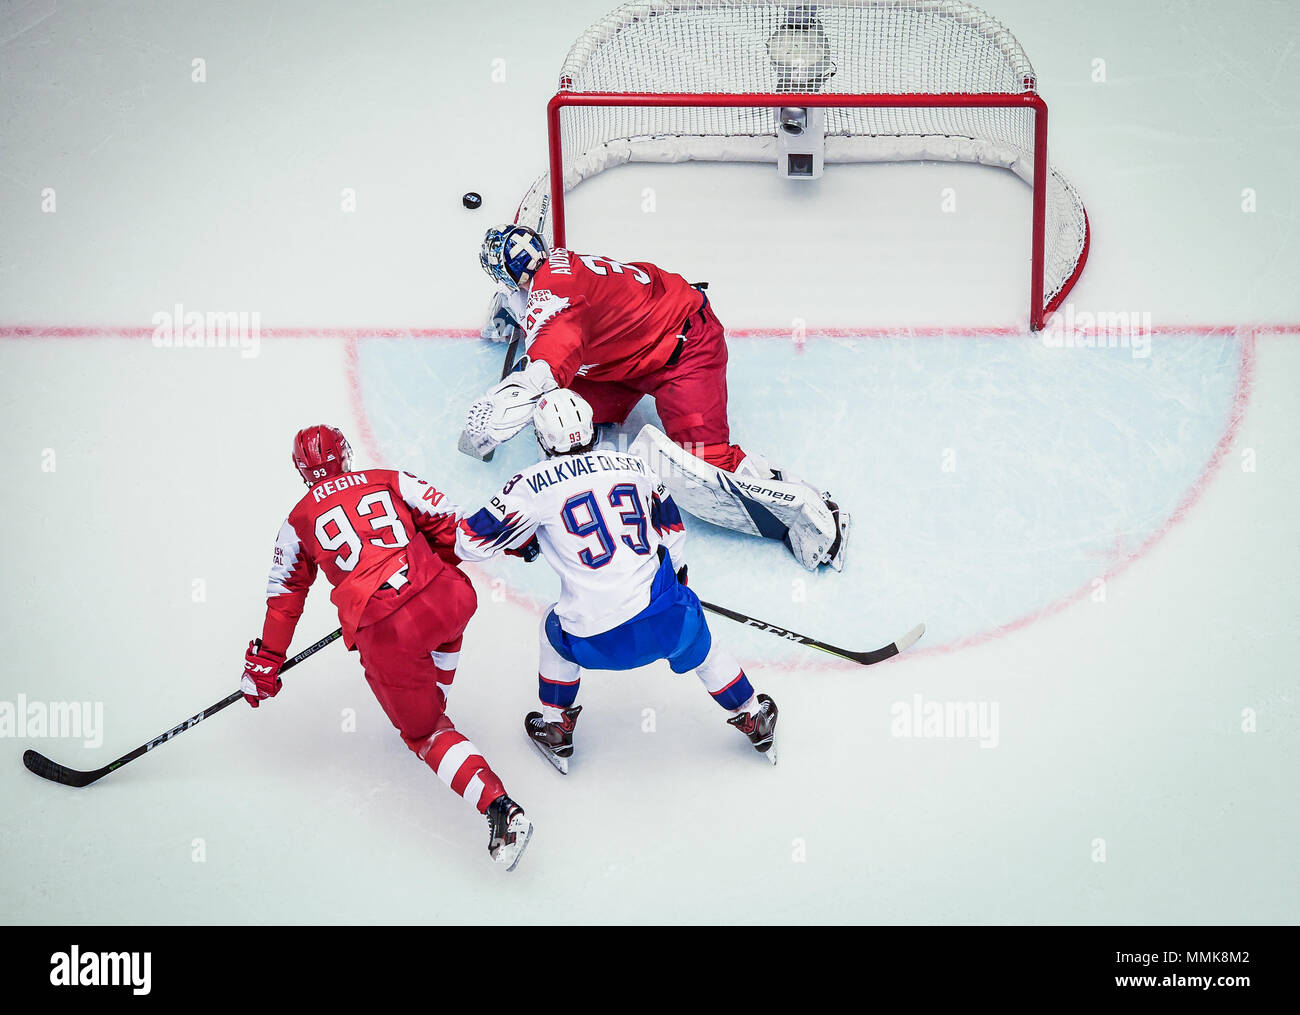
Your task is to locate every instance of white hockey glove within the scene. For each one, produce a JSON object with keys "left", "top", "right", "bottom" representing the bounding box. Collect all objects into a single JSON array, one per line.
[
  {"left": 458, "top": 358, "right": 558, "bottom": 461},
  {"left": 481, "top": 289, "right": 526, "bottom": 343}
]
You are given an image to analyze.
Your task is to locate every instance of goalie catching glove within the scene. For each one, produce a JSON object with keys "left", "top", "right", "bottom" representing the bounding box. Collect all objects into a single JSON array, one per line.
[{"left": 458, "top": 358, "right": 558, "bottom": 460}]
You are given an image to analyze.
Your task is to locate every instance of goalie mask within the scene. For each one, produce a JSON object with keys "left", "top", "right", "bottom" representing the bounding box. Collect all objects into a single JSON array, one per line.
[
  {"left": 480, "top": 224, "right": 548, "bottom": 292},
  {"left": 533, "top": 389, "right": 595, "bottom": 457},
  {"left": 292, "top": 424, "right": 353, "bottom": 485}
]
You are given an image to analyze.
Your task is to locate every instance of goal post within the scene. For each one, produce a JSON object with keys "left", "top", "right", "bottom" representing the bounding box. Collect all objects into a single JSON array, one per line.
[{"left": 516, "top": 1, "right": 1090, "bottom": 332}]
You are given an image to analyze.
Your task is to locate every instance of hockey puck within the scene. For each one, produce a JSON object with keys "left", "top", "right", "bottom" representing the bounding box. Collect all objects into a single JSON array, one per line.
[{"left": 462, "top": 191, "right": 482, "bottom": 210}]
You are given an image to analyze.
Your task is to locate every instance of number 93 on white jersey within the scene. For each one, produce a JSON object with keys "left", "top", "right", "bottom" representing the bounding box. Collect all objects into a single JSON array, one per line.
[{"left": 456, "top": 450, "right": 687, "bottom": 638}]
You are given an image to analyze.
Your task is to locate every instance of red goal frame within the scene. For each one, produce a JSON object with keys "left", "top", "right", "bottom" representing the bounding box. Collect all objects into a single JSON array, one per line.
[{"left": 546, "top": 90, "right": 1088, "bottom": 331}]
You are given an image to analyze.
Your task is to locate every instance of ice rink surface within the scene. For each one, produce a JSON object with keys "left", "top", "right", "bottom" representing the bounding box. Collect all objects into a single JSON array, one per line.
[{"left": 1, "top": 0, "right": 1297, "bottom": 924}]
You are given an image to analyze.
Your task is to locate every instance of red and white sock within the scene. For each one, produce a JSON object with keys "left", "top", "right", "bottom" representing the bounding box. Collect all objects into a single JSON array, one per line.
[
  {"left": 407, "top": 722, "right": 505, "bottom": 814},
  {"left": 431, "top": 636, "right": 461, "bottom": 686}
]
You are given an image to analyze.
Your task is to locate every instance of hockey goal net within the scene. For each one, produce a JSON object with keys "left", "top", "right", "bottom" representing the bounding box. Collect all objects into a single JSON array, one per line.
[{"left": 514, "top": 0, "right": 1089, "bottom": 330}]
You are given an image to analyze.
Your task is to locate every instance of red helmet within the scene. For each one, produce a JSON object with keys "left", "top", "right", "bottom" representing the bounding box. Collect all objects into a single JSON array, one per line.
[{"left": 291, "top": 425, "right": 353, "bottom": 485}]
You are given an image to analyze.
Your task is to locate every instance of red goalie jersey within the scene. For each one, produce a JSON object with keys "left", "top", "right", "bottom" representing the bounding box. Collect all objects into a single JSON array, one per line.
[
  {"left": 521, "top": 247, "right": 705, "bottom": 386},
  {"left": 261, "top": 469, "right": 461, "bottom": 653}
]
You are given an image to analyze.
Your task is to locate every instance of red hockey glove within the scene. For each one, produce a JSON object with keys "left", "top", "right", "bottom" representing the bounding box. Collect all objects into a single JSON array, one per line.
[
  {"left": 241, "top": 639, "right": 286, "bottom": 707},
  {"left": 505, "top": 536, "right": 541, "bottom": 562},
  {"left": 676, "top": 565, "right": 688, "bottom": 586}
]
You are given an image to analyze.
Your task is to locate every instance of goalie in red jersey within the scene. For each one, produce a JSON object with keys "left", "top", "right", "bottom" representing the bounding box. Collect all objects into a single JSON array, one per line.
[
  {"left": 461, "top": 224, "right": 850, "bottom": 572},
  {"left": 240, "top": 424, "right": 532, "bottom": 870}
]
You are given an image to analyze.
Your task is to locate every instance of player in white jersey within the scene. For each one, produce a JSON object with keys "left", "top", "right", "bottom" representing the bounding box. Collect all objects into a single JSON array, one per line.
[{"left": 455, "top": 389, "right": 779, "bottom": 770}]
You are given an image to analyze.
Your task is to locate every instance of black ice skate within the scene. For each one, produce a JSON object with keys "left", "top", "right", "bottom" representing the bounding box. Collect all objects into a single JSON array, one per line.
[
  {"left": 727, "top": 694, "right": 779, "bottom": 765},
  {"left": 485, "top": 794, "right": 532, "bottom": 872},
  {"left": 524, "top": 705, "right": 582, "bottom": 775}
]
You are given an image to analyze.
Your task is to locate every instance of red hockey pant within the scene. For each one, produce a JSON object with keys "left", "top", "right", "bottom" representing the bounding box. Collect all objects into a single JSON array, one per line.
[
  {"left": 569, "top": 300, "right": 745, "bottom": 470},
  {"left": 353, "top": 567, "right": 505, "bottom": 813}
]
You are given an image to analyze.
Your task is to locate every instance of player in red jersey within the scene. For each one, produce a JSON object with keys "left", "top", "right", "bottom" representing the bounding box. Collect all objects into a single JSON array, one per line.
[
  {"left": 461, "top": 224, "right": 850, "bottom": 572},
  {"left": 240, "top": 424, "right": 532, "bottom": 870}
]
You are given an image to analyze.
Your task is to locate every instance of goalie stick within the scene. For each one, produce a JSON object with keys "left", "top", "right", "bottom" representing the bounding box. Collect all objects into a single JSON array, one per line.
[
  {"left": 500, "top": 324, "right": 523, "bottom": 380},
  {"left": 698, "top": 600, "right": 924, "bottom": 666},
  {"left": 480, "top": 325, "right": 525, "bottom": 464},
  {"left": 22, "top": 628, "right": 343, "bottom": 788}
]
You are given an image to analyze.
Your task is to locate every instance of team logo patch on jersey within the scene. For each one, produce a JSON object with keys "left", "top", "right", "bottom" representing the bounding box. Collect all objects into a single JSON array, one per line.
[{"left": 525, "top": 289, "right": 570, "bottom": 333}]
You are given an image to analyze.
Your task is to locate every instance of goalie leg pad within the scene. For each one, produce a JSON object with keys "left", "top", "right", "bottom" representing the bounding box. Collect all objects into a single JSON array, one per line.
[
  {"left": 734, "top": 450, "right": 849, "bottom": 572},
  {"left": 630, "top": 425, "right": 785, "bottom": 540},
  {"left": 630, "top": 425, "right": 844, "bottom": 571}
]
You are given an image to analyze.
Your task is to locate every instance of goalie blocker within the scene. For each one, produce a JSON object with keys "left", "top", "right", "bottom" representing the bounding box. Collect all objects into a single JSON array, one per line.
[{"left": 458, "top": 358, "right": 557, "bottom": 460}]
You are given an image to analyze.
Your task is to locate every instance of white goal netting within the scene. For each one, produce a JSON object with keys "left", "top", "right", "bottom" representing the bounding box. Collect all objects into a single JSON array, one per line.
[{"left": 515, "top": 0, "right": 1089, "bottom": 323}]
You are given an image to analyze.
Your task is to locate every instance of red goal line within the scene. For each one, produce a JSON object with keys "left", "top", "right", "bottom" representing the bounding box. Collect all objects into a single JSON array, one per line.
[{"left": 2, "top": 323, "right": 1297, "bottom": 342}]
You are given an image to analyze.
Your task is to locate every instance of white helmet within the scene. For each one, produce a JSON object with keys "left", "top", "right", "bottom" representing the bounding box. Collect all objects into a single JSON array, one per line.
[{"left": 533, "top": 389, "right": 595, "bottom": 456}]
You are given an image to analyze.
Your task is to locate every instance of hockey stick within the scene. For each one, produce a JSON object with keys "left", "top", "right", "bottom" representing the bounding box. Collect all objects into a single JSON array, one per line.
[
  {"left": 22, "top": 627, "right": 343, "bottom": 788},
  {"left": 500, "top": 325, "right": 523, "bottom": 380},
  {"left": 479, "top": 325, "right": 524, "bottom": 465},
  {"left": 698, "top": 600, "right": 924, "bottom": 666}
]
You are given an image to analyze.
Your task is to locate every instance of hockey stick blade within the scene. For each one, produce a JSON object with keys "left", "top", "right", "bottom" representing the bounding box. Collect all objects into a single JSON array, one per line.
[
  {"left": 699, "top": 600, "right": 925, "bottom": 666},
  {"left": 22, "top": 628, "right": 342, "bottom": 788},
  {"left": 23, "top": 748, "right": 98, "bottom": 787}
]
